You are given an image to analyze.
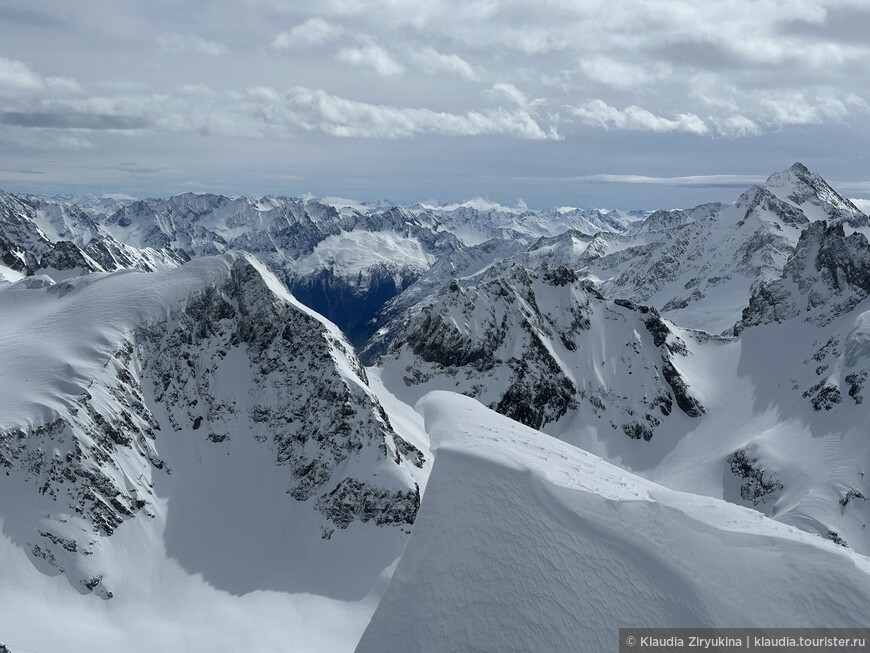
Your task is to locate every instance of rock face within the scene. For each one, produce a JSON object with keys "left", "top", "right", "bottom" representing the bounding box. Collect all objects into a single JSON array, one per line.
[
  {"left": 0, "top": 190, "right": 179, "bottom": 278},
  {"left": 374, "top": 261, "right": 705, "bottom": 440},
  {"left": 726, "top": 449, "right": 784, "bottom": 506},
  {"left": 737, "top": 221, "right": 870, "bottom": 331},
  {"left": 140, "top": 258, "right": 422, "bottom": 511},
  {"left": 0, "top": 189, "right": 58, "bottom": 272},
  {"left": 0, "top": 254, "right": 422, "bottom": 598}
]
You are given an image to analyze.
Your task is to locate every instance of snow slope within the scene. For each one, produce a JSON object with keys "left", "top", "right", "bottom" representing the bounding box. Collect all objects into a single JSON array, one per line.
[{"left": 356, "top": 392, "right": 870, "bottom": 653}]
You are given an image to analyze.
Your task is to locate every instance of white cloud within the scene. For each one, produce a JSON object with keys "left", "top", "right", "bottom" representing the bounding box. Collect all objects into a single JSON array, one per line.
[
  {"left": 758, "top": 92, "right": 870, "bottom": 126},
  {"left": 283, "top": 86, "right": 560, "bottom": 140},
  {"left": 157, "top": 34, "right": 227, "bottom": 56},
  {"left": 712, "top": 114, "right": 761, "bottom": 138},
  {"left": 409, "top": 47, "right": 480, "bottom": 81},
  {"left": 0, "top": 57, "right": 82, "bottom": 99},
  {"left": 578, "top": 57, "right": 669, "bottom": 89},
  {"left": 46, "top": 76, "right": 82, "bottom": 94},
  {"left": 272, "top": 18, "right": 343, "bottom": 49},
  {"left": 850, "top": 198, "right": 870, "bottom": 214},
  {"left": 568, "top": 100, "right": 709, "bottom": 135},
  {"left": 336, "top": 44, "right": 404, "bottom": 77},
  {"left": 0, "top": 57, "right": 53, "bottom": 92},
  {"left": 567, "top": 173, "right": 767, "bottom": 186},
  {"left": 489, "top": 83, "right": 534, "bottom": 108},
  {"left": 0, "top": 56, "right": 43, "bottom": 92}
]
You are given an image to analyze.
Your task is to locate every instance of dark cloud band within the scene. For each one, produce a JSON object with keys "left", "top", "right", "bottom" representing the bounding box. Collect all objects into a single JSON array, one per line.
[{"left": 0, "top": 111, "right": 150, "bottom": 130}]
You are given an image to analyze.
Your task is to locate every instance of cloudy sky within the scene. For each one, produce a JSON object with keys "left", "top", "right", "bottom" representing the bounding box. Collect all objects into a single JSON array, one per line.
[{"left": 1, "top": 0, "right": 869, "bottom": 208}]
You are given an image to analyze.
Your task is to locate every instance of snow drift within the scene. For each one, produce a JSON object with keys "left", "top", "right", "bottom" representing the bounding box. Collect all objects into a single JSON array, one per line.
[{"left": 357, "top": 392, "right": 870, "bottom": 653}]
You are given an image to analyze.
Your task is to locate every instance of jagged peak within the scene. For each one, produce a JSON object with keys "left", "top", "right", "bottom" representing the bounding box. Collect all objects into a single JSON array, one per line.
[
  {"left": 730, "top": 163, "right": 867, "bottom": 228},
  {"left": 762, "top": 161, "right": 821, "bottom": 191}
]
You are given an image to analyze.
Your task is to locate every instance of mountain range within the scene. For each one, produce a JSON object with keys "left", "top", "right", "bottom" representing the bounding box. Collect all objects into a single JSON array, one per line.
[{"left": 2, "top": 163, "right": 870, "bottom": 652}]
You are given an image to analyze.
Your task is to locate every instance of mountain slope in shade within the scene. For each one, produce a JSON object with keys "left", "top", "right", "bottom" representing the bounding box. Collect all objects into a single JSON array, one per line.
[
  {"left": 0, "top": 254, "right": 423, "bottom": 617},
  {"left": 356, "top": 392, "right": 870, "bottom": 653},
  {"left": 372, "top": 261, "right": 706, "bottom": 441}
]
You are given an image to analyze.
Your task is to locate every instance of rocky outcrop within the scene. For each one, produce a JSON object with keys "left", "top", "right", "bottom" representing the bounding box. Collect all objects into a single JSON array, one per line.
[
  {"left": 736, "top": 221, "right": 870, "bottom": 332},
  {"left": 377, "top": 262, "right": 705, "bottom": 440},
  {"left": 727, "top": 449, "right": 783, "bottom": 506}
]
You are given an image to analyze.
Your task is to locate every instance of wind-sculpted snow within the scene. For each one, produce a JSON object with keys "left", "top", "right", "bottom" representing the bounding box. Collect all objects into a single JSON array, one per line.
[
  {"left": 356, "top": 392, "right": 870, "bottom": 653},
  {"left": 0, "top": 253, "right": 422, "bottom": 604}
]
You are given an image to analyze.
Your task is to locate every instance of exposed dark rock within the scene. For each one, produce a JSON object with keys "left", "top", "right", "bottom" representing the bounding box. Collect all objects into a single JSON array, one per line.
[
  {"left": 139, "top": 259, "right": 423, "bottom": 526},
  {"left": 315, "top": 479, "right": 420, "bottom": 529},
  {"left": 37, "top": 240, "right": 98, "bottom": 274},
  {"left": 661, "top": 362, "right": 705, "bottom": 417},
  {"left": 622, "top": 422, "right": 654, "bottom": 441},
  {"left": 840, "top": 489, "right": 866, "bottom": 507},
  {"left": 727, "top": 449, "right": 783, "bottom": 505},
  {"left": 845, "top": 372, "right": 867, "bottom": 404},
  {"left": 542, "top": 265, "right": 577, "bottom": 286},
  {"left": 737, "top": 221, "right": 870, "bottom": 331},
  {"left": 826, "top": 530, "right": 848, "bottom": 547},
  {"left": 802, "top": 381, "right": 842, "bottom": 411}
]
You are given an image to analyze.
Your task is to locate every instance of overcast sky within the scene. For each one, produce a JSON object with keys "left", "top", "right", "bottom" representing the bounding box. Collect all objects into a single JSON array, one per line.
[{"left": 1, "top": 0, "right": 869, "bottom": 208}]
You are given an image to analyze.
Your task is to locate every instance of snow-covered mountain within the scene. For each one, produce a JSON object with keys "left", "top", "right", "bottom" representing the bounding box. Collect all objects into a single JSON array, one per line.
[
  {"left": 0, "top": 254, "right": 424, "bottom": 648},
  {"left": 370, "top": 261, "right": 705, "bottom": 442},
  {"left": 583, "top": 163, "right": 868, "bottom": 333},
  {"left": 97, "top": 195, "right": 463, "bottom": 344},
  {"left": 413, "top": 200, "right": 645, "bottom": 245},
  {"left": 366, "top": 215, "right": 870, "bottom": 558},
  {"left": 0, "top": 190, "right": 183, "bottom": 281},
  {"left": 50, "top": 193, "right": 137, "bottom": 219},
  {"left": 4, "top": 163, "right": 870, "bottom": 652}
]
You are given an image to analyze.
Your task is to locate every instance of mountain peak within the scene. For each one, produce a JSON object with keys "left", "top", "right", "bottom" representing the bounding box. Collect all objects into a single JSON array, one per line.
[
  {"left": 756, "top": 162, "right": 867, "bottom": 227},
  {"left": 788, "top": 161, "right": 811, "bottom": 175},
  {"left": 762, "top": 161, "right": 817, "bottom": 190}
]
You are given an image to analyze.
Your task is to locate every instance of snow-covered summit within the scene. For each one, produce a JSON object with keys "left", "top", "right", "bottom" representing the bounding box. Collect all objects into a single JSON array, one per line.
[{"left": 762, "top": 162, "right": 868, "bottom": 227}]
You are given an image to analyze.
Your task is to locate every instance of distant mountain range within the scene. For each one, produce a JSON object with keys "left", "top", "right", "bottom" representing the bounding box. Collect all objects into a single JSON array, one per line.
[{"left": 2, "top": 163, "right": 870, "bottom": 652}]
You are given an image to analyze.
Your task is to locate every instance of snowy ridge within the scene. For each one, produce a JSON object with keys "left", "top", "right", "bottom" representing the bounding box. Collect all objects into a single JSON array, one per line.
[
  {"left": 0, "top": 253, "right": 423, "bottom": 609},
  {"left": 356, "top": 392, "right": 870, "bottom": 653}
]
